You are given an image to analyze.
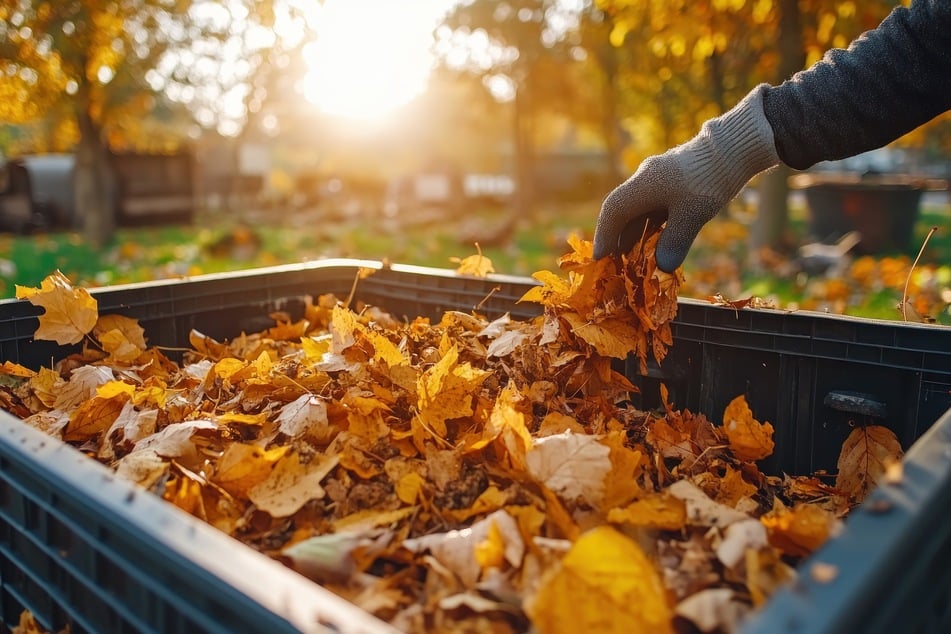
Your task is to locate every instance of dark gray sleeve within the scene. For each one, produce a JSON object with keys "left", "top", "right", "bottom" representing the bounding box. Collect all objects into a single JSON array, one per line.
[{"left": 763, "top": 0, "right": 951, "bottom": 170}]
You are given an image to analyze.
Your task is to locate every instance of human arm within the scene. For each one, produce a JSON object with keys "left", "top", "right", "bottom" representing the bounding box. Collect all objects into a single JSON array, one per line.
[{"left": 594, "top": 0, "right": 951, "bottom": 271}]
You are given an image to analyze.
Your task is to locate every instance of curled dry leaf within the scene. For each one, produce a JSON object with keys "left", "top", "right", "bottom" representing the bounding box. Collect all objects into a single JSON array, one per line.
[
  {"left": 722, "top": 395, "right": 775, "bottom": 462},
  {"left": 760, "top": 503, "right": 842, "bottom": 558},
  {"left": 16, "top": 270, "right": 98, "bottom": 345},
  {"left": 835, "top": 425, "right": 903, "bottom": 504}
]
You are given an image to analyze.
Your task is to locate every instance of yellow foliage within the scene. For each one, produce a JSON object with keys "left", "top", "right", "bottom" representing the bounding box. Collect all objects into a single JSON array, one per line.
[{"left": 527, "top": 526, "right": 673, "bottom": 634}]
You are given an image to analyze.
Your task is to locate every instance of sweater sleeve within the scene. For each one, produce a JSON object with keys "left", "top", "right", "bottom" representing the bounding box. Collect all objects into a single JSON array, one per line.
[{"left": 762, "top": 0, "right": 951, "bottom": 170}]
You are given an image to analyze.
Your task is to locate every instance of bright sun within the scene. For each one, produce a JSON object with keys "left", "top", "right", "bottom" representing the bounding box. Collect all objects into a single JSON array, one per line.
[{"left": 300, "top": 0, "right": 449, "bottom": 120}]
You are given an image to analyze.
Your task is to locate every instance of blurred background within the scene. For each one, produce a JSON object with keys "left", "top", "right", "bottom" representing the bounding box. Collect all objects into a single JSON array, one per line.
[{"left": 1, "top": 0, "right": 949, "bottom": 322}]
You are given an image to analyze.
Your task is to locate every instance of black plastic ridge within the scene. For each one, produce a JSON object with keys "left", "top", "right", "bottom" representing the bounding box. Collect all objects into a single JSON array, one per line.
[
  {"left": 740, "top": 406, "right": 951, "bottom": 634},
  {"left": 0, "top": 410, "right": 396, "bottom": 634}
]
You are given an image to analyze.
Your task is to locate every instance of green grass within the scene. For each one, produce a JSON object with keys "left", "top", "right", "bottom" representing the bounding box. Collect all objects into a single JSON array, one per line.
[{"left": 1, "top": 200, "right": 949, "bottom": 324}]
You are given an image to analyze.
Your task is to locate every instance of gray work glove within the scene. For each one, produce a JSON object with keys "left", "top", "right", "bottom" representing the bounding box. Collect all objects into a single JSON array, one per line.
[{"left": 593, "top": 85, "right": 780, "bottom": 272}]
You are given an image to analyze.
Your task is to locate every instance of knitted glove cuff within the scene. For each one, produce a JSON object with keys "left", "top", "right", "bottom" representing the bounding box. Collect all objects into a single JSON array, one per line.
[{"left": 679, "top": 84, "right": 780, "bottom": 199}]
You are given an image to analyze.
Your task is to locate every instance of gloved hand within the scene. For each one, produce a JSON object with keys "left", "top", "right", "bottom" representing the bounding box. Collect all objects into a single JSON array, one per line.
[{"left": 593, "top": 85, "right": 780, "bottom": 272}]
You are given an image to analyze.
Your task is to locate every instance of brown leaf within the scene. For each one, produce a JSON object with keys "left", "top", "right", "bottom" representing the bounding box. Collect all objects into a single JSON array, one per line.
[
  {"left": 525, "top": 431, "right": 611, "bottom": 507},
  {"left": 94, "top": 314, "right": 147, "bottom": 362},
  {"left": 834, "top": 425, "right": 903, "bottom": 504},
  {"left": 248, "top": 452, "right": 339, "bottom": 517},
  {"left": 64, "top": 392, "right": 130, "bottom": 442}
]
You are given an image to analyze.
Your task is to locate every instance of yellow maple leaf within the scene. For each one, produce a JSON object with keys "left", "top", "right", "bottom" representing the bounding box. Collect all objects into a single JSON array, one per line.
[
  {"left": 556, "top": 234, "right": 594, "bottom": 268},
  {"left": 600, "top": 431, "right": 646, "bottom": 509},
  {"left": 28, "top": 367, "right": 61, "bottom": 407},
  {"left": 526, "top": 526, "right": 673, "bottom": 634},
  {"left": 519, "top": 270, "right": 574, "bottom": 307},
  {"left": 96, "top": 380, "right": 135, "bottom": 399},
  {"left": 164, "top": 476, "right": 203, "bottom": 516},
  {"left": 716, "top": 465, "right": 759, "bottom": 507},
  {"left": 722, "top": 395, "right": 775, "bottom": 462},
  {"left": 416, "top": 344, "right": 488, "bottom": 438},
  {"left": 364, "top": 329, "right": 408, "bottom": 368},
  {"left": 215, "top": 412, "right": 268, "bottom": 426},
  {"left": 330, "top": 305, "right": 360, "bottom": 353},
  {"left": 345, "top": 393, "right": 391, "bottom": 443},
  {"left": 474, "top": 517, "right": 507, "bottom": 571},
  {"left": 396, "top": 472, "right": 426, "bottom": 505},
  {"left": 133, "top": 383, "right": 168, "bottom": 409},
  {"left": 452, "top": 247, "right": 495, "bottom": 277},
  {"left": 267, "top": 318, "right": 310, "bottom": 341},
  {"left": 16, "top": 270, "right": 98, "bottom": 345},
  {"left": 467, "top": 382, "right": 531, "bottom": 465},
  {"left": 301, "top": 335, "right": 331, "bottom": 360},
  {"left": 213, "top": 358, "right": 247, "bottom": 381}
]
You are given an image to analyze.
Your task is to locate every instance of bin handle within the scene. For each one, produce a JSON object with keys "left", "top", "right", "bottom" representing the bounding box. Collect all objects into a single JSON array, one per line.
[{"left": 823, "top": 390, "right": 887, "bottom": 418}]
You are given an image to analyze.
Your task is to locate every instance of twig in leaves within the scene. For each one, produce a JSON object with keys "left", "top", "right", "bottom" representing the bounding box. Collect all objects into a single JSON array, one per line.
[
  {"left": 474, "top": 286, "right": 502, "bottom": 313},
  {"left": 900, "top": 225, "right": 938, "bottom": 321}
]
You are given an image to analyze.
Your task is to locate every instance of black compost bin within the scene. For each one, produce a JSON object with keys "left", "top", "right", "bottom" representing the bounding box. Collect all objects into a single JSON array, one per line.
[{"left": 791, "top": 173, "right": 940, "bottom": 254}]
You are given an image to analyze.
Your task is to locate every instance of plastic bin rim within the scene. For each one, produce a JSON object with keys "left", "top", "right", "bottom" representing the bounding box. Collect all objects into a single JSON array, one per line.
[{"left": 2, "top": 258, "right": 948, "bottom": 332}]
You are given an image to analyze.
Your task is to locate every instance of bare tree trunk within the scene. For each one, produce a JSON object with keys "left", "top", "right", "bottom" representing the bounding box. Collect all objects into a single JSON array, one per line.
[
  {"left": 75, "top": 89, "right": 115, "bottom": 249},
  {"left": 513, "top": 84, "right": 534, "bottom": 221},
  {"left": 750, "top": 0, "right": 805, "bottom": 260},
  {"left": 594, "top": 24, "right": 625, "bottom": 186}
]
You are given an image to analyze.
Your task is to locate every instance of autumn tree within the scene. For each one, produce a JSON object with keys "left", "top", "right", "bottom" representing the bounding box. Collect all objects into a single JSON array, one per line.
[
  {"left": 0, "top": 1, "right": 293, "bottom": 247},
  {"left": 593, "top": 0, "right": 909, "bottom": 257},
  {"left": 437, "top": 0, "right": 582, "bottom": 221}
]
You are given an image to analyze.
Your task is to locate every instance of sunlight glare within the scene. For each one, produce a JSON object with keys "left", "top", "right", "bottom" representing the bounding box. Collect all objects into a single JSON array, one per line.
[{"left": 300, "top": 0, "right": 450, "bottom": 121}]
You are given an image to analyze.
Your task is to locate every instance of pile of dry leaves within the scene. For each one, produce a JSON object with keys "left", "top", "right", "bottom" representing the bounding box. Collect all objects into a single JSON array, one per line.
[{"left": 1, "top": 228, "right": 903, "bottom": 633}]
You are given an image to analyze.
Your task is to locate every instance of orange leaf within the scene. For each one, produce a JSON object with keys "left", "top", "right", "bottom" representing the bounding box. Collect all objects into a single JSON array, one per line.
[
  {"left": 16, "top": 270, "right": 98, "bottom": 345},
  {"left": 607, "top": 493, "right": 687, "bottom": 531},
  {"left": 1, "top": 361, "right": 35, "bottom": 378},
  {"left": 722, "top": 396, "right": 774, "bottom": 461},
  {"left": 716, "top": 466, "right": 759, "bottom": 507},
  {"left": 561, "top": 312, "right": 640, "bottom": 359},
  {"left": 761, "top": 503, "right": 840, "bottom": 557}
]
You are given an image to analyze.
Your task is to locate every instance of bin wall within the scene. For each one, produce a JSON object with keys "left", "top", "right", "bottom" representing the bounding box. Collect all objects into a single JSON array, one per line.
[{"left": 1, "top": 260, "right": 950, "bottom": 633}]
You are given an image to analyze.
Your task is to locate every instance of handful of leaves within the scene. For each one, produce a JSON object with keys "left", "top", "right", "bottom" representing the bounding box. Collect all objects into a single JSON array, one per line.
[{"left": 1, "top": 228, "right": 902, "bottom": 633}]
